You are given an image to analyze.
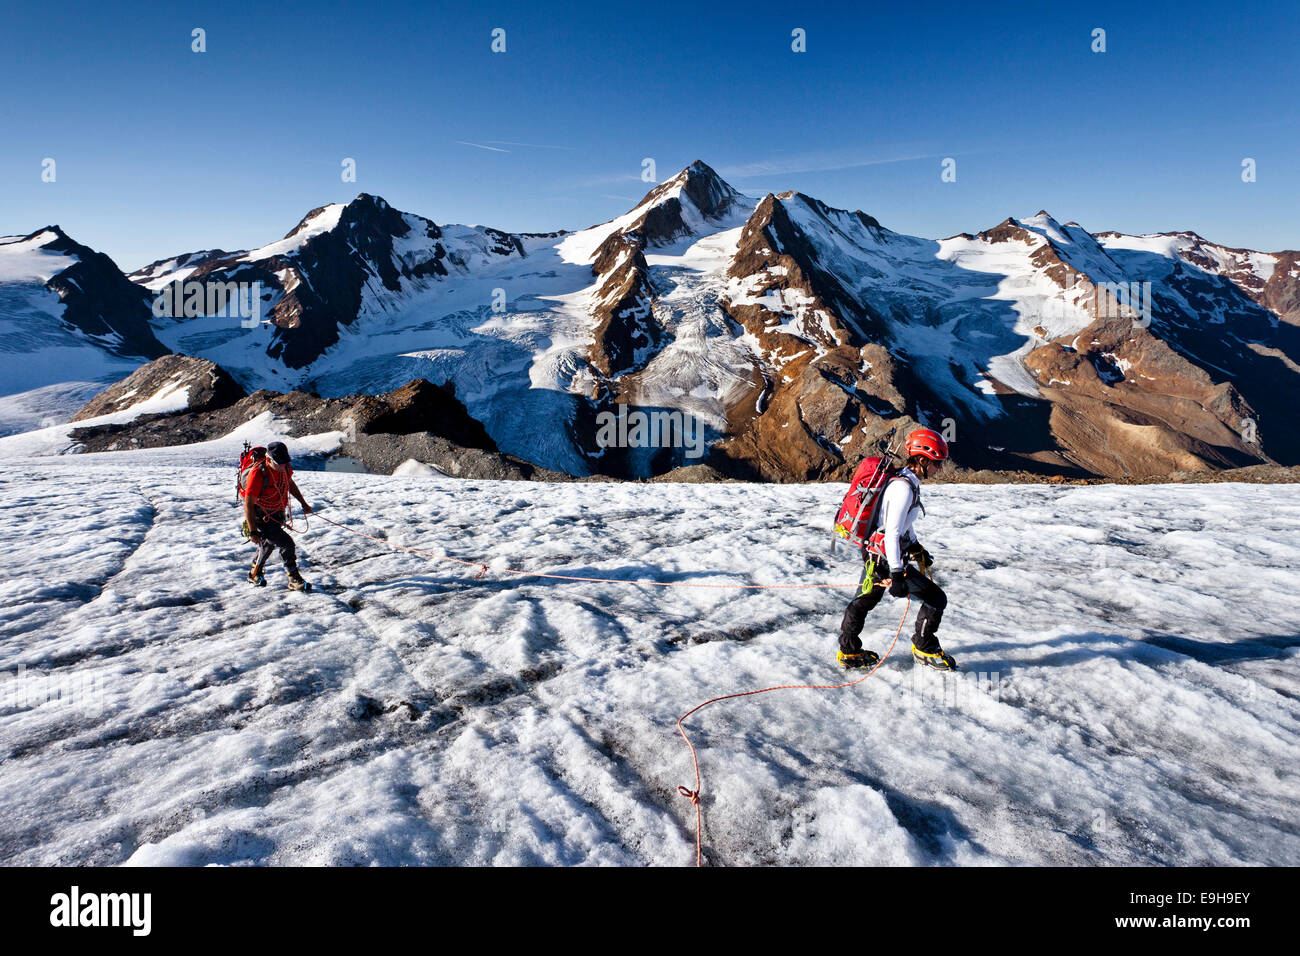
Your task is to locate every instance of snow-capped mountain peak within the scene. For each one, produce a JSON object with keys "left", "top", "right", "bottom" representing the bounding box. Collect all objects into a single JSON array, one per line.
[
  {"left": 1017, "top": 210, "right": 1069, "bottom": 242},
  {"left": 644, "top": 159, "right": 746, "bottom": 222},
  {"left": 0, "top": 227, "right": 79, "bottom": 282},
  {"left": 241, "top": 202, "right": 348, "bottom": 262},
  {"left": 561, "top": 161, "right": 755, "bottom": 265}
]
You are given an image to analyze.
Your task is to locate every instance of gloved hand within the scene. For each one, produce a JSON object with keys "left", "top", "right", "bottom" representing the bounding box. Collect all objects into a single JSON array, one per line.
[
  {"left": 905, "top": 541, "right": 933, "bottom": 568},
  {"left": 888, "top": 570, "right": 909, "bottom": 598}
]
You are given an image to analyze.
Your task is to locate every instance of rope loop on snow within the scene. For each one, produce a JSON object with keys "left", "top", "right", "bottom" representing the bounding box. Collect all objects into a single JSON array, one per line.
[{"left": 674, "top": 596, "right": 911, "bottom": 867}]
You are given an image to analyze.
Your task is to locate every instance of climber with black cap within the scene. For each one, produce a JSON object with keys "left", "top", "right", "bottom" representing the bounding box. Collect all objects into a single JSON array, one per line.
[{"left": 240, "top": 440, "right": 313, "bottom": 590}]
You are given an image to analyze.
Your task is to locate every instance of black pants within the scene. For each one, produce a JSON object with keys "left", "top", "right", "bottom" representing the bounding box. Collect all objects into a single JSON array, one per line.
[
  {"left": 251, "top": 509, "right": 297, "bottom": 573},
  {"left": 838, "top": 556, "right": 947, "bottom": 655}
]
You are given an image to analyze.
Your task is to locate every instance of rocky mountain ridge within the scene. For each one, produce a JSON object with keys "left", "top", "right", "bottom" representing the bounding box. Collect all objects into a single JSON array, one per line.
[{"left": 6, "top": 161, "right": 1297, "bottom": 481}]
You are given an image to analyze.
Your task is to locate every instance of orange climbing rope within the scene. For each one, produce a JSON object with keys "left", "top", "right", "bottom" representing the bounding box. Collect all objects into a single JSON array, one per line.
[{"left": 674, "top": 596, "right": 911, "bottom": 866}]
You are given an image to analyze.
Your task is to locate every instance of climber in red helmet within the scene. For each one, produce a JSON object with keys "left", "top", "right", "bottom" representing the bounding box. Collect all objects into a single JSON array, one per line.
[{"left": 837, "top": 426, "right": 957, "bottom": 671}]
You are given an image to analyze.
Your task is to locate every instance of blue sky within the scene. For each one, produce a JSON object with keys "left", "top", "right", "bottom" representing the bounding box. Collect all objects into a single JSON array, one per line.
[{"left": 3, "top": 0, "right": 1296, "bottom": 270}]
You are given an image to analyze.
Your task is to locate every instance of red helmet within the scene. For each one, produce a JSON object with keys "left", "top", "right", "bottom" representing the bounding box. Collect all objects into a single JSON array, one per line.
[{"left": 904, "top": 427, "right": 949, "bottom": 462}]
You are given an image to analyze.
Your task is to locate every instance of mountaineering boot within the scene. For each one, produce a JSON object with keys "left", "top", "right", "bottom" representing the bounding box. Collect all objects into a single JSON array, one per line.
[
  {"left": 911, "top": 643, "right": 957, "bottom": 671},
  {"left": 286, "top": 569, "right": 311, "bottom": 592},
  {"left": 248, "top": 564, "right": 266, "bottom": 587},
  {"left": 837, "top": 648, "right": 881, "bottom": 670}
]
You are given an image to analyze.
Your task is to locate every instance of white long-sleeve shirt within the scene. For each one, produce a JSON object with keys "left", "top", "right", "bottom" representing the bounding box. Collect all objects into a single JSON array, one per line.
[{"left": 879, "top": 468, "right": 922, "bottom": 572}]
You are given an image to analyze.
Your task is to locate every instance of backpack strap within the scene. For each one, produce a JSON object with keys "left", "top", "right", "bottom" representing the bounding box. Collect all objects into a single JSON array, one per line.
[{"left": 890, "top": 471, "right": 922, "bottom": 516}]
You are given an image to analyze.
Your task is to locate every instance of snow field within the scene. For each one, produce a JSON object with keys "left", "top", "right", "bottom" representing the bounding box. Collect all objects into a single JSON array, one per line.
[{"left": 0, "top": 464, "right": 1296, "bottom": 866}]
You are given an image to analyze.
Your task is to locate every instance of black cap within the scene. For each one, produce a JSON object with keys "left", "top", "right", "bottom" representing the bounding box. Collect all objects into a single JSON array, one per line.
[{"left": 267, "top": 441, "right": 290, "bottom": 464}]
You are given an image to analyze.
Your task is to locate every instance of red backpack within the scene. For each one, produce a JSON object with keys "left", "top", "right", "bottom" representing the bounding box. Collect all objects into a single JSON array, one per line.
[
  {"left": 236, "top": 442, "right": 267, "bottom": 499},
  {"left": 832, "top": 456, "right": 899, "bottom": 557}
]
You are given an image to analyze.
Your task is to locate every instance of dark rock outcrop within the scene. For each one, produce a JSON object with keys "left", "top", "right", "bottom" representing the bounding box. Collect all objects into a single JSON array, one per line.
[
  {"left": 342, "top": 432, "right": 569, "bottom": 480},
  {"left": 586, "top": 231, "right": 662, "bottom": 381},
  {"left": 338, "top": 378, "right": 496, "bottom": 449},
  {"left": 72, "top": 355, "right": 245, "bottom": 421},
  {"left": 67, "top": 361, "right": 547, "bottom": 478}
]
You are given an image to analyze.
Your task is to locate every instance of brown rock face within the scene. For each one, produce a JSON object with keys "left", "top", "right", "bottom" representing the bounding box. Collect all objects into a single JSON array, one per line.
[
  {"left": 1023, "top": 315, "right": 1265, "bottom": 477},
  {"left": 712, "top": 359, "right": 916, "bottom": 482},
  {"left": 72, "top": 354, "right": 245, "bottom": 421},
  {"left": 729, "top": 193, "right": 887, "bottom": 343},
  {"left": 707, "top": 193, "right": 907, "bottom": 480},
  {"left": 1259, "top": 251, "right": 1300, "bottom": 324},
  {"left": 587, "top": 232, "right": 662, "bottom": 381}
]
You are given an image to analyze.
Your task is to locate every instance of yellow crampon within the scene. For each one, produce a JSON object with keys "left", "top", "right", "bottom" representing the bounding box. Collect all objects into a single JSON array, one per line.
[
  {"left": 911, "top": 644, "right": 957, "bottom": 670},
  {"left": 837, "top": 648, "right": 880, "bottom": 670}
]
